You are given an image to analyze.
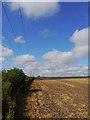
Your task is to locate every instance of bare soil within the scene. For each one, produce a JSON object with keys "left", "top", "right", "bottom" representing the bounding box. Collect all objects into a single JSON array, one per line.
[{"left": 15, "top": 78, "right": 88, "bottom": 119}]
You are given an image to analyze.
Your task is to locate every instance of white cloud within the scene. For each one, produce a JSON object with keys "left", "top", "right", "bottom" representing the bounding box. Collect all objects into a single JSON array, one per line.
[
  {"left": 25, "top": 62, "right": 88, "bottom": 77},
  {"left": 14, "top": 36, "right": 25, "bottom": 43},
  {"left": 8, "top": 2, "right": 60, "bottom": 19},
  {"left": 13, "top": 54, "right": 36, "bottom": 66},
  {"left": 42, "top": 49, "right": 75, "bottom": 66},
  {"left": 0, "top": 45, "right": 13, "bottom": 64},
  {"left": 12, "top": 53, "right": 88, "bottom": 77},
  {"left": 43, "top": 27, "right": 88, "bottom": 65},
  {"left": 12, "top": 27, "right": 88, "bottom": 76},
  {"left": 71, "top": 27, "right": 88, "bottom": 58},
  {"left": 0, "top": 44, "right": 13, "bottom": 57},
  {"left": 41, "top": 27, "right": 88, "bottom": 76},
  {"left": 0, "top": 57, "right": 5, "bottom": 63}
]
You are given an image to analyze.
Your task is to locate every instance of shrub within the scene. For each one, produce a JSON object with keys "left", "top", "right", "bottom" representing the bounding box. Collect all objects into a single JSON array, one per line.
[
  {"left": 2, "top": 81, "right": 11, "bottom": 118},
  {"left": 7, "top": 68, "right": 26, "bottom": 97},
  {"left": 2, "top": 68, "right": 26, "bottom": 119}
]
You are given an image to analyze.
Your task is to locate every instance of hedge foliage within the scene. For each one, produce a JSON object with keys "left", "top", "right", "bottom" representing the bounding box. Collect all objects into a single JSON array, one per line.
[{"left": 2, "top": 68, "right": 32, "bottom": 120}]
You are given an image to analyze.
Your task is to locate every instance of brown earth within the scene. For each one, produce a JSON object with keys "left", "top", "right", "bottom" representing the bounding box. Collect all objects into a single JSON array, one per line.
[{"left": 15, "top": 78, "right": 88, "bottom": 119}]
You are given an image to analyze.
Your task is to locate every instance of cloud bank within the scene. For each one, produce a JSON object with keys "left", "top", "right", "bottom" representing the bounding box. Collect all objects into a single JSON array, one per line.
[{"left": 12, "top": 27, "right": 88, "bottom": 76}]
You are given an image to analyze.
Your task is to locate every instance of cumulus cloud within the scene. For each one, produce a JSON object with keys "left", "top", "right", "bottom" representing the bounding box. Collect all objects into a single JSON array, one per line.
[
  {"left": 42, "top": 27, "right": 88, "bottom": 67},
  {"left": 71, "top": 27, "right": 88, "bottom": 58},
  {"left": 13, "top": 54, "right": 36, "bottom": 66},
  {"left": 42, "top": 49, "right": 75, "bottom": 65},
  {"left": 0, "top": 44, "right": 13, "bottom": 64},
  {"left": 0, "top": 44, "right": 13, "bottom": 57},
  {"left": 8, "top": 2, "right": 60, "bottom": 19},
  {"left": 14, "top": 36, "right": 25, "bottom": 43},
  {"left": 43, "top": 64, "right": 88, "bottom": 77},
  {"left": 13, "top": 54, "right": 39, "bottom": 76},
  {"left": 22, "top": 61, "right": 88, "bottom": 77},
  {"left": 12, "top": 53, "right": 88, "bottom": 77},
  {"left": 12, "top": 27, "right": 88, "bottom": 77}
]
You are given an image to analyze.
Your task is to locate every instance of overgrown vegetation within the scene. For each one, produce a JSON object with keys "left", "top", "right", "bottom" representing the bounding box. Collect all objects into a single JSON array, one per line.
[{"left": 2, "top": 68, "right": 33, "bottom": 120}]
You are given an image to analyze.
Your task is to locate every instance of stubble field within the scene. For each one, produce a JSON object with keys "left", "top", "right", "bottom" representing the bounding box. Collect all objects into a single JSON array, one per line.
[{"left": 15, "top": 78, "right": 88, "bottom": 119}]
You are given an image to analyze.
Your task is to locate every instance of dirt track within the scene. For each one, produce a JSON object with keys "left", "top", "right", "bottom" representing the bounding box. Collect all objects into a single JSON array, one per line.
[{"left": 15, "top": 78, "right": 88, "bottom": 119}]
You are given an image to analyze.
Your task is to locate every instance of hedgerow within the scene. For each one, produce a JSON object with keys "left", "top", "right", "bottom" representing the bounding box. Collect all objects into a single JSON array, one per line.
[{"left": 2, "top": 68, "right": 33, "bottom": 120}]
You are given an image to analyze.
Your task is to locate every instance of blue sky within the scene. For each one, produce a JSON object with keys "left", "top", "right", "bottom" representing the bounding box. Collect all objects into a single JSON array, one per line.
[{"left": 2, "top": 2, "right": 88, "bottom": 76}]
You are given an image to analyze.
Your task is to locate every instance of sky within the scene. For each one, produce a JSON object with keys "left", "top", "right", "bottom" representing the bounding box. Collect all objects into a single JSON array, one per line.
[{"left": 1, "top": 2, "right": 88, "bottom": 77}]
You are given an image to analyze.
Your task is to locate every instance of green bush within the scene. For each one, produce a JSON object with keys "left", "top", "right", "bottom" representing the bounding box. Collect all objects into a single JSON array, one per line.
[
  {"left": 2, "top": 68, "right": 26, "bottom": 119},
  {"left": 2, "top": 81, "right": 11, "bottom": 101},
  {"left": 2, "top": 80, "right": 11, "bottom": 119},
  {"left": 7, "top": 68, "right": 26, "bottom": 96},
  {"left": 2, "top": 70, "right": 8, "bottom": 82}
]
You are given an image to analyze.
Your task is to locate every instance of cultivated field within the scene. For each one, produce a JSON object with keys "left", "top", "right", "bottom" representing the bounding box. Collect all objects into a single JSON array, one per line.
[{"left": 15, "top": 78, "right": 88, "bottom": 119}]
